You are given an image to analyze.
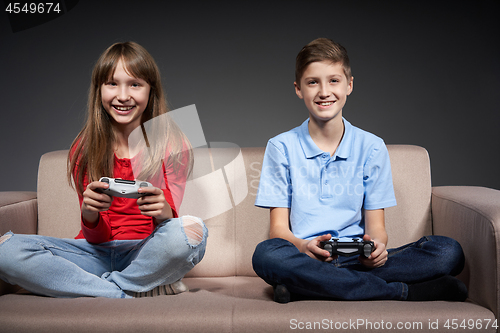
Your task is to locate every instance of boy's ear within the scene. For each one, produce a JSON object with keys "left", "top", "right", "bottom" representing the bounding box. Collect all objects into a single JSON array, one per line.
[
  {"left": 347, "top": 76, "right": 354, "bottom": 95},
  {"left": 294, "top": 82, "right": 303, "bottom": 99}
]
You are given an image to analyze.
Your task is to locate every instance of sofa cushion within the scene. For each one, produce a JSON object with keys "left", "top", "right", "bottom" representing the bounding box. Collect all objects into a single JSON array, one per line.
[
  {"left": 385, "top": 145, "right": 432, "bottom": 248},
  {"left": 0, "top": 277, "right": 495, "bottom": 333},
  {"left": 37, "top": 150, "right": 81, "bottom": 238}
]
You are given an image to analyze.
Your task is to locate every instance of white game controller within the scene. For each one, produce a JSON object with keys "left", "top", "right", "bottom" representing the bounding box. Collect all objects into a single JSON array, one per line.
[{"left": 98, "top": 177, "right": 153, "bottom": 199}]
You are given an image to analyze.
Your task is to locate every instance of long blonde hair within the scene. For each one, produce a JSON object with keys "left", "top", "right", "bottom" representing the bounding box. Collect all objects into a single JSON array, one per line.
[{"left": 68, "top": 41, "right": 192, "bottom": 195}]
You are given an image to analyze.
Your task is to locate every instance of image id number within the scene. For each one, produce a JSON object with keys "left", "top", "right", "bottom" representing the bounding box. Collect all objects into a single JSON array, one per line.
[
  {"left": 444, "top": 319, "right": 498, "bottom": 330},
  {"left": 6, "top": 3, "right": 61, "bottom": 14}
]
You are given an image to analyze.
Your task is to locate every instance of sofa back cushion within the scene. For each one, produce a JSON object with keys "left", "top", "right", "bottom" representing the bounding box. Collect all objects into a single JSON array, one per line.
[
  {"left": 384, "top": 145, "right": 432, "bottom": 247},
  {"left": 37, "top": 145, "right": 432, "bottom": 277},
  {"left": 37, "top": 150, "right": 81, "bottom": 238}
]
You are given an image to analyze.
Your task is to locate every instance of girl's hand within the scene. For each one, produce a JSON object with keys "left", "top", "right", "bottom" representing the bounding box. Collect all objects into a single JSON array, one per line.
[
  {"left": 302, "top": 234, "right": 337, "bottom": 262},
  {"left": 137, "top": 187, "right": 173, "bottom": 224},
  {"left": 358, "top": 234, "right": 388, "bottom": 268},
  {"left": 81, "top": 181, "right": 113, "bottom": 225}
]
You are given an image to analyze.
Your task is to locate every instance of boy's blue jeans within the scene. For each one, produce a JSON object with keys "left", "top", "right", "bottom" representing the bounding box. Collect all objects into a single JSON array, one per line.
[
  {"left": 252, "top": 236, "right": 465, "bottom": 301},
  {"left": 0, "top": 217, "right": 207, "bottom": 298}
]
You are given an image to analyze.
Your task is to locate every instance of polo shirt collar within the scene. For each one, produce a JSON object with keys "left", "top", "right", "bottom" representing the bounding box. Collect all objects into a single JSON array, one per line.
[
  {"left": 334, "top": 118, "right": 353, "bottom": 160},
  {"left": 299, "top": 117, "right": 354, "bottom": 160}
]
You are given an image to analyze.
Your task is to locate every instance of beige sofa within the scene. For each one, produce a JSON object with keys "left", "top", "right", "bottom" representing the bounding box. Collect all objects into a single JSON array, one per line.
[{"left": 1, "top": 145, "right": 499, "bottom": 332}]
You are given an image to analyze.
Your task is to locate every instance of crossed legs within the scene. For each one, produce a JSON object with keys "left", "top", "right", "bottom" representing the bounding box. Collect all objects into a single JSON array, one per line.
[{"left": 0, "top": 216, "right": 207, "bottom": 298}]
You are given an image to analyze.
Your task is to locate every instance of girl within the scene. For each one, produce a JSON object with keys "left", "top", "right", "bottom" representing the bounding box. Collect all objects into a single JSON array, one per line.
[{"left": 0, "top": 42, "right": 207, "bottom": 298}]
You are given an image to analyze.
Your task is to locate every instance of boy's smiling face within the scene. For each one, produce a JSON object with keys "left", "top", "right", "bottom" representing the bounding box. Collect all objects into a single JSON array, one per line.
[{"left": 295, "top": 60, "right": 353, "bottom": 124}]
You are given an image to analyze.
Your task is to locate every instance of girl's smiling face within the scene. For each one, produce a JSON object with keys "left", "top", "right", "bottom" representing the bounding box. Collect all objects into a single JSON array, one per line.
[{"left": 101, "top": 59, "right": 151, "bottom": 132}]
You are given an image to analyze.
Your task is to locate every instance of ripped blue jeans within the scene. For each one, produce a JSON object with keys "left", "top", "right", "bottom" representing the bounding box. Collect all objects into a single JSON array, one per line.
[{"left": 0, "top": 216, "right": 207, "bottom": 298}]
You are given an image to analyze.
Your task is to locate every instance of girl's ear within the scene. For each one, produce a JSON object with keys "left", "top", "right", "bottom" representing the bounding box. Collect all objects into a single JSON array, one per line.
[{"left": 294, "top": 82, "right": 303, "bottom": 99}]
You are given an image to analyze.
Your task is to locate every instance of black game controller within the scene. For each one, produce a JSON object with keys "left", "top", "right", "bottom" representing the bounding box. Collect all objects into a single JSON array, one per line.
[
  {"left": 98, "top": 177, "right": 153, "bottom": 199},
  {"left": 320, "top": 238, "right": 374, "bottom": 258}
]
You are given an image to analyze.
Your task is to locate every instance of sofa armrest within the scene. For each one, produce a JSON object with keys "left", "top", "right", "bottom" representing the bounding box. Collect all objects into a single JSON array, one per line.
[
  {"left": 0, "top": 191, "right": 37, "bottom": 295},
  {"left": 432, "top": 186, "right": 500, "bottom": 319},
  {"left": 0, "top": 191, "right": 38, "bottom": 235}
]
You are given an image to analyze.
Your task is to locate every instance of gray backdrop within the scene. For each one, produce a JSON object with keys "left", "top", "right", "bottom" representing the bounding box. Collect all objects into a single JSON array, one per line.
[{"left": 1, "top": 0, "right": 499, "bottom": 192}]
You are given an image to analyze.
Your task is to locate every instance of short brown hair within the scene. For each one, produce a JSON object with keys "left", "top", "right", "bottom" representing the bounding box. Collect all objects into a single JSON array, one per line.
[{"left": 295, "top": 38, "right": 352, "bottom": 86}]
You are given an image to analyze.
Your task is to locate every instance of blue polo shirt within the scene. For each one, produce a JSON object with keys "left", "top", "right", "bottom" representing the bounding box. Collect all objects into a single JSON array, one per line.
[{"left": 255, "top": 118, "right": 397, "bottom": 241}]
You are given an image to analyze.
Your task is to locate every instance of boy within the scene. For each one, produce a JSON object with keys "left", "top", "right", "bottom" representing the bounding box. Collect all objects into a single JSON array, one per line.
[{"left": 252, "top": 38, "right": 467, "bottom": 303}]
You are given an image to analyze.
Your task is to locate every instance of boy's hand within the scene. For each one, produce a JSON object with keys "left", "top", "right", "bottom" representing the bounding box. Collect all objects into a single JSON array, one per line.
[
  {"left": 358, "top": 234, "right": 388, "bottom": 268},
  {"left": 302, "top": 234, "right": 338, "bottom": 262},
  {"left": 137, "top": 187, "right": 173, "bottom": 225},
  {"left": 81, "top": 181, "right": 113, "bottom": 225}
]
